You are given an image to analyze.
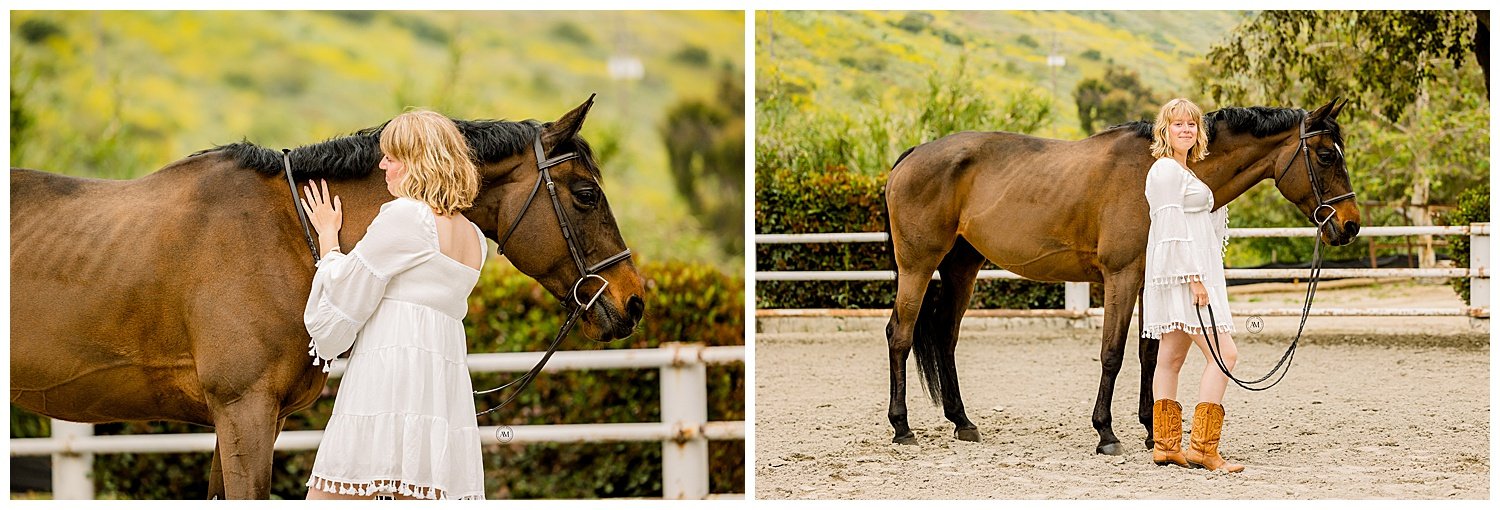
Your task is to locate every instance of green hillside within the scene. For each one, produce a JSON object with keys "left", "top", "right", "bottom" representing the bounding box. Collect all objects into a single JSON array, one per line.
[
  {"left": 757, "top": 10, "right": 1249, "bottom": 142},
  {"left": 11, "top": 10, "right": 744, "bottom": 268}
]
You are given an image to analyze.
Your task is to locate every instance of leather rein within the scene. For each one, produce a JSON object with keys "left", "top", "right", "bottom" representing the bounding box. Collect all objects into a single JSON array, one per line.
[{"left": 1195, "top": 113, "right": 1354, "bottom": 392}]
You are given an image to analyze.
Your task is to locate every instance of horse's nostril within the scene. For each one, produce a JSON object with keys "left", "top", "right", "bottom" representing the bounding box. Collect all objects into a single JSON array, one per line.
[
  {"left": 626, "top": 295, "right": 645, "bottom": 323},
  {"left": 1345, "top": 221, "right": 1360, "bottom": 237}
]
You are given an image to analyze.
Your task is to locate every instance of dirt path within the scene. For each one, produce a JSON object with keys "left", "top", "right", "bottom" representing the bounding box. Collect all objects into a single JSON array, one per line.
[{"left": 753, "top": 282, "right": 1489, "bottom": 499}]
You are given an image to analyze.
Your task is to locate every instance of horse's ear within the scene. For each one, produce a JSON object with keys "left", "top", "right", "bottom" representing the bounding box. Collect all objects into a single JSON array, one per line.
[
  {"left": 1308, "top": 98, "right": 1340, "bottom": 123},
  {"left": 542, "top": 94, "right": 596, "bottom": 153},
  {"left": 1328, "top": 97, "right": 1348, "bottom": 119}
]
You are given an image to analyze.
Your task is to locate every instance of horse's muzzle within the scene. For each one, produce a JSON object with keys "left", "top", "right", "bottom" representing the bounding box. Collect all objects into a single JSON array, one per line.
[
  {"left": 1324, "top": 220, "right": 1359, "bottom": 246},
  {"left": 586, "top": 294, "right": 643, "bottom": 342}
]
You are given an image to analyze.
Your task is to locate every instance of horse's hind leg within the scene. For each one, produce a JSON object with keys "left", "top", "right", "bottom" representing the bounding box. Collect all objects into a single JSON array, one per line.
[
  {"left": 932, "top": 238, "right": 985, "bottom": 442},
  {"left": 887, "top": 253, "right": 945, "bottom": 445},
  {"left": 1092, "top": 267, "right": 1143, "bottom": 456}
]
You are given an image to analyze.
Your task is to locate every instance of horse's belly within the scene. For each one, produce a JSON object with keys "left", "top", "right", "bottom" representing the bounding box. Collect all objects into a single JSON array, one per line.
[
  {"left": 10, "top": 277, "right": 210, "bottom": 424},
  {"left": 970, "top": 242, "right": 1101, "bottom": 283},
  {"left": 11, "top": 352, "right": 209, "bottom": 424}
]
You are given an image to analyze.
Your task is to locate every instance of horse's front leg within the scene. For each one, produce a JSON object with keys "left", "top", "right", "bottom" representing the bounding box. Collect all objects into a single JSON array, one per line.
[
  {"left": 207, "top": 391, "right": 280, "bottom": 498},
  {"left": 208, "top": 443, "right": 225, "bottom": 499},
  {"left": 1092, "top": 269, "right": 1142, "bottom": 455}
]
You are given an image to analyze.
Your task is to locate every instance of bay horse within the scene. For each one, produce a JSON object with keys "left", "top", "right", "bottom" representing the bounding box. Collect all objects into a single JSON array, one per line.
[
  {"left": 884, "top": 99, "right": 1358, "bottom": 454},
  {"left": 10, "top": 97, "right": 647, "bottom": 498}
]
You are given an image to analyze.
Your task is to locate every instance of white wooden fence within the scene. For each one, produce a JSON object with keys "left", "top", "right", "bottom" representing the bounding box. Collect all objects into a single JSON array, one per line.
[
  {"left": 10, "top": 342, "right": 745, "bottom": 500},
  {"left": 755, "top": 224, "right": 1489, "bottom": 318}
]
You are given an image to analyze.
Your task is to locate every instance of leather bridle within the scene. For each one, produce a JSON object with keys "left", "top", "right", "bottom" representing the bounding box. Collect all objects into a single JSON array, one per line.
[
  {"left": 1198, "top": 113, "right": 1355, "bottom": 391},
  {"left": 474, "top": 133, "right": 633, "bottom": 416},
  {"left": 1273, "top": 114, "right": 1355, "bottom": 227},
  {"left": 494, "top": 134, "right": 633, "bottom": 311}
]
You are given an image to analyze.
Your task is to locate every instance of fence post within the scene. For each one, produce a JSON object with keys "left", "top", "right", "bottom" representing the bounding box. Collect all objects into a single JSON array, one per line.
[
  {"left": 51, "top": 419, "right": 94, "bottom": 500},
  {"left": 659, "top": 343, "right": 709, "bottom": 499},
  {"left": 1471, "top": 223, "right": 1488, "bottom": 315},
  {"left": 1065, "top": 282, "right": 1090, "bottom": 327}
]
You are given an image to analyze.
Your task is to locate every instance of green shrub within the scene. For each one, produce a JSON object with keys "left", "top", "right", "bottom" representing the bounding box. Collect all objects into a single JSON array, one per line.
[
  {"left": 755, "top": 165, "right": 1063, "bottom": 310},
  {"left": 1445, "top": 181, "right": 1489, "bottom": 304},
  {"left": 10, "top": 261, "right": 743, "bottom": 499}
]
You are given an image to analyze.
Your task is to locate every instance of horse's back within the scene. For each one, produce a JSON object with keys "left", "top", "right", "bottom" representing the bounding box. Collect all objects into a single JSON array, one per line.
[{"left": 885, "top": 130, "right": 1147, "bottom": 281}]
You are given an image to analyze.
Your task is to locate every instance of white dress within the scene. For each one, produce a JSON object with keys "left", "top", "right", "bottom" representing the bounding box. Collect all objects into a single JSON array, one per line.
[
  {"left": 1142, "top": 157, "right": 1235, "bottom": 339},
  {"left": 302, "top": 197, "right": 486, "bottom": 500}
]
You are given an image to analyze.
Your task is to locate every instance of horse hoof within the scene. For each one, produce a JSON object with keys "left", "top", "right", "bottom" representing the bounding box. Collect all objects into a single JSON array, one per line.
[
  {"left": 1143, "top": 438, "right": 1154, "bottom": 450},
  {"left": 1096, "top": 442, "right": 1125, "bottom": 456},
  {"left": 954, "top": 427, "right": 980, "bottom": 442},
  {"left": 893, "top": 433, "right": 918, "bottom": 445}
]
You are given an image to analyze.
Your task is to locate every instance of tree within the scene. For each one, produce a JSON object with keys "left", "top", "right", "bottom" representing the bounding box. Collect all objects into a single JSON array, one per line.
[
  {"left": 661, "top": 70, "right": 746, "bottom": 258},
  {"left": 1196, "top": 10, "right": 1489, "bottom": 268},
  {"left": 1199, "top": 10, "right": 1481, "bottom": 122},
  {"left": 1074, "top": 64, "right": 1163, "bottom": 133}
]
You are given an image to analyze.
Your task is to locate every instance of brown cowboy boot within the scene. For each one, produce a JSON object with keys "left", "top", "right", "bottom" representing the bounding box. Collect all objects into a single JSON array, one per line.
[
  {"left": 1185, "top": 402, "right": 1245, "bottom": 472},
  {"left": 1152, "top": 399, "right": 1188, "bottom": 467}
]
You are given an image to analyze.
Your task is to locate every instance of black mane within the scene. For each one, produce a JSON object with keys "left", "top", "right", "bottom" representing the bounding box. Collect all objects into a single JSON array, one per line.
[
  {"left": 1102, "top": 106, "right": 1336, "bottom": 144},
  {"left": 193, "top": 118, "right": 600, "bottom": 179}
]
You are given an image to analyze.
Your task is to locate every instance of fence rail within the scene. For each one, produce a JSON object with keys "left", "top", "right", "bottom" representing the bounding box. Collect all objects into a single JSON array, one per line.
[
  {"left": 11, "top": 343, "right": 745, "bottom": 500},
  {"left": 755, "top": 223, "right": 1489, "bottom": 319}
]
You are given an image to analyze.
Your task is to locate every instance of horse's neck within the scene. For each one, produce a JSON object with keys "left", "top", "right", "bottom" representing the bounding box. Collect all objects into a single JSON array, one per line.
[{"left": 1197, "top": 131, "right": 1294, "bottom": 209}]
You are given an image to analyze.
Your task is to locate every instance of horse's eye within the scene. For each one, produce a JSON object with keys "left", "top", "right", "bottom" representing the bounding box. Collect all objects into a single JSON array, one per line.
[
  {"left": 1317, "top": 150, "right": 1334, "bottom": 165},
  {"left": 575, "top": 189, "right": 598, "bottom": 206}
]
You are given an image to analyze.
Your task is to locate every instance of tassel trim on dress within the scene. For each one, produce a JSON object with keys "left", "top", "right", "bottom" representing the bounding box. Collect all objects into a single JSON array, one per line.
[
  {"left": 1148, "top": 274, "right": 1203, "bottom": 288},
  {"left": 1143, "top": 321, "right": 1235, "bottom": 340},
  {"left": 307, "top": 338, "right": 333, "bottom": 373},
  {"left": 306, "top": 474, "right": 483, "bottom": 500}
]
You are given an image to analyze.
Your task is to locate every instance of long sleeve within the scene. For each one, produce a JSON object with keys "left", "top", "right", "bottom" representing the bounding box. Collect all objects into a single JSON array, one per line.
[
  {"left": 303, "top": 198, "right": 436, "bottom": 372},
  {"left": 1144, "top": 159, "right": 1203, "bottom": 287}
]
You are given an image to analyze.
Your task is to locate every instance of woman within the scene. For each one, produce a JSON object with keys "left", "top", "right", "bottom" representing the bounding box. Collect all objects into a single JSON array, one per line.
[
  {"left": 299, "top": 109, "right": 488, "bottom": 499},
  {"left": 1143, "top": 98, "right": 1244, "bottom": 473}
]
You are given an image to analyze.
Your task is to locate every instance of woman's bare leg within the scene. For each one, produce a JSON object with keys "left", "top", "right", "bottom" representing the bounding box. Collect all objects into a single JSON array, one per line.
[
  {"left": 1190, "top": 330, "right": 1238, "bottom": 404},
  {"left": 1152, "top": 329, "right": 1193, "bottom": 401}
]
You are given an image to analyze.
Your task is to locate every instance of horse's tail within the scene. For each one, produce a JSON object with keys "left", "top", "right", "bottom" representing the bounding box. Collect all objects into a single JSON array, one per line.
[
  {"left": 911, "top": 276, "right": 947, "bottom": 406},
  {"left": 886, "top": 143, "right": 947, "bottom": 407}
]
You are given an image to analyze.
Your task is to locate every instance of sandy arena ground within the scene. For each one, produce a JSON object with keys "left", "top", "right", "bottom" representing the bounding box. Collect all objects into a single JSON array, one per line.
[{"left": 753, "top": 280, "right": 1490, "bottom": 499}]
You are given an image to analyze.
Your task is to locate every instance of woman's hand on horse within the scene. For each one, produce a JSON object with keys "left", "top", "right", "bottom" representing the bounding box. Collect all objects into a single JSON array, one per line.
[
  {"left": 300, "top": 179, "right": 343, "bottom": 244},
  {"left": 1189, "top": 280, "right": 1209, "bottom": 306}
]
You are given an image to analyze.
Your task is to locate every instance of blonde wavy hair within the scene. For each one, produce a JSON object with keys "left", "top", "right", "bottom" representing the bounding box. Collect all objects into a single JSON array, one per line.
[
  {"left": 379, "top": 109, "right": 479, "bottom": 214},
  {"left": 1149, "top": 98, "right": 1210, "bottom": 162}
]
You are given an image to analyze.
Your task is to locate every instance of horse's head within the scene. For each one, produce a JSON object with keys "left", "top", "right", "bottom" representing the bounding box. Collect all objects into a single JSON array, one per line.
[
  {"left": 1270, "top": 98, "right": 1361, "bottom": 246},
  {"left": 473, "top": 96, "right": 645, "bottom": 342}
]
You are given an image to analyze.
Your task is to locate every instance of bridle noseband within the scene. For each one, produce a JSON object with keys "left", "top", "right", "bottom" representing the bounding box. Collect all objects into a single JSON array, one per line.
[
  {"left": 1273, "top": 114, "right": 1355, "bottom": 228},
  {"left": 475, "top": 133, "right": 633, "bottom": 416}
]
